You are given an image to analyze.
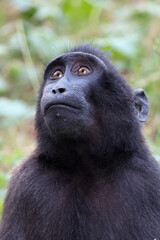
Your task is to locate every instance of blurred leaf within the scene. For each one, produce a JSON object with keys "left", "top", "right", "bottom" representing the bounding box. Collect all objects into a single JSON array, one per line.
[
  {"left": 0, "top": 98, "right": 35, "bottom": 127},
  {"left": 35, "top": 4, "right": 62, "bottom": 21},
  {"left": 0, "top": 45, "right": 8, "bottom": 56},
  {"left": 2, "top": 148, "right": 26, "bottom": 166},
  {"left": 8, "top": 61, "right": 29, "bottom": 83},
  {"left": 96, "top": 35, "right": 139, "bottom": 58},
  {"left": 85, "top": 0, "right": 111, "bottom": 8},
  {"left": 134, "top": 2, "right": 160, "bottom": 18},
  {"left": 0, "top": 77, "right": 9, "bottom": 93},
  {"left": 148, "top": 140, "right": 160, "bottom": 163},
  {"left": 0, "top": 197, "right": 4, "bottom": 216},
  {"left": 0, "top": 173, "right": 9, "bottom": 189},
  {"left": 21, "top": 7, "right": 37, "bottom": 20},
  {"left": 11, "top": 0, "right": 34, "bottom": 11},
  {"left": 28, "top": 28, "right": 72, "bottom": 60},
  {"left": 115, "top": 2, "right": 160, "bottom": 19},
  {"left": 62, "top": 0, "right": 93, "bottom": 31}
]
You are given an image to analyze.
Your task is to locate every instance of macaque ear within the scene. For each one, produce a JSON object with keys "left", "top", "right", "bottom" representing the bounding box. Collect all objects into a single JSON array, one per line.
[{"left": 134, "top": 89, "right": 148, "bottom": 122}]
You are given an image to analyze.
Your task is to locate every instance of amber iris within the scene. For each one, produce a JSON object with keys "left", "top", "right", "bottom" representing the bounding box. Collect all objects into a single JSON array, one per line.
[
  {"left": 51, "top": 70, "right": 63, "bottom": 79},
  {"left": 78, "top": 66, "right": 90, "bottom": 76}
]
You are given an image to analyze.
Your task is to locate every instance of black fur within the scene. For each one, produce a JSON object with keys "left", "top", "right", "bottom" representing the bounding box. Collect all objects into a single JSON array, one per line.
[{"left": 0, "top": 45, "right": 160, "bottom": 240}]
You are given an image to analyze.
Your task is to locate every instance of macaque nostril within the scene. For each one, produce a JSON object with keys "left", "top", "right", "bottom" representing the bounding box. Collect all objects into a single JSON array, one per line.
[
  {"left": 52, "top": 88, "right": 66, "bottom": 94},
  {"left": 58, "top": 88, "right": 66, "bottom": 93}
]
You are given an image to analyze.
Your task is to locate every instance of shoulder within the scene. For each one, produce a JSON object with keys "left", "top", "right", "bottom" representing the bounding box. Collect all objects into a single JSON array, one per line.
[
  {"left": 10, "top": 154, "right": 39, "bottom": 183},
  {"left": 8, "top": 153, "right": 59, "bottom": 197}
]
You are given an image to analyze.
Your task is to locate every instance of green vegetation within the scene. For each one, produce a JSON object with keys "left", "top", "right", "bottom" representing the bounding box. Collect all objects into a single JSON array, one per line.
[{"left": 0, "top": 0, "right": 160, "bottom": 215}]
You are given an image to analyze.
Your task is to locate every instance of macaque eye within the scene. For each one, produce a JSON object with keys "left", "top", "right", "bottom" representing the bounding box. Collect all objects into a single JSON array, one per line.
[
  {"left": 50, "top": 70, "right": 63, "bottom": 79},
  {"left": 78, "top": 66, "right": 90, "bottom": 76}
]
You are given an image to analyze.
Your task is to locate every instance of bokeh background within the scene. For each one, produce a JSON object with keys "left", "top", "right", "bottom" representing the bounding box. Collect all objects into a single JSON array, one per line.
[{"left": 0, "top": 0, "right": 160, "bottom": 216}]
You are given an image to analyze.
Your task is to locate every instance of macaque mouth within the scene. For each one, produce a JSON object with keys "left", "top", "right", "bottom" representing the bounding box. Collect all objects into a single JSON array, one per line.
[{"left": 45, "top": 102, "right": 81, "bottom": 114}]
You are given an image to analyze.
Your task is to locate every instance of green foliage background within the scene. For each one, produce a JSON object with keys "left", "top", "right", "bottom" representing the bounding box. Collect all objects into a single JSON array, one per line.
[{"left": 0, "top": 0, "right": 160, "bottom": 215}]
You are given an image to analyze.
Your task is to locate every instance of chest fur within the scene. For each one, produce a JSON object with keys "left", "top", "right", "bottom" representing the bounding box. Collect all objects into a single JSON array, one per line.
[{"left": 24, "top": 176, "right": 121, "bottom": 239}]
